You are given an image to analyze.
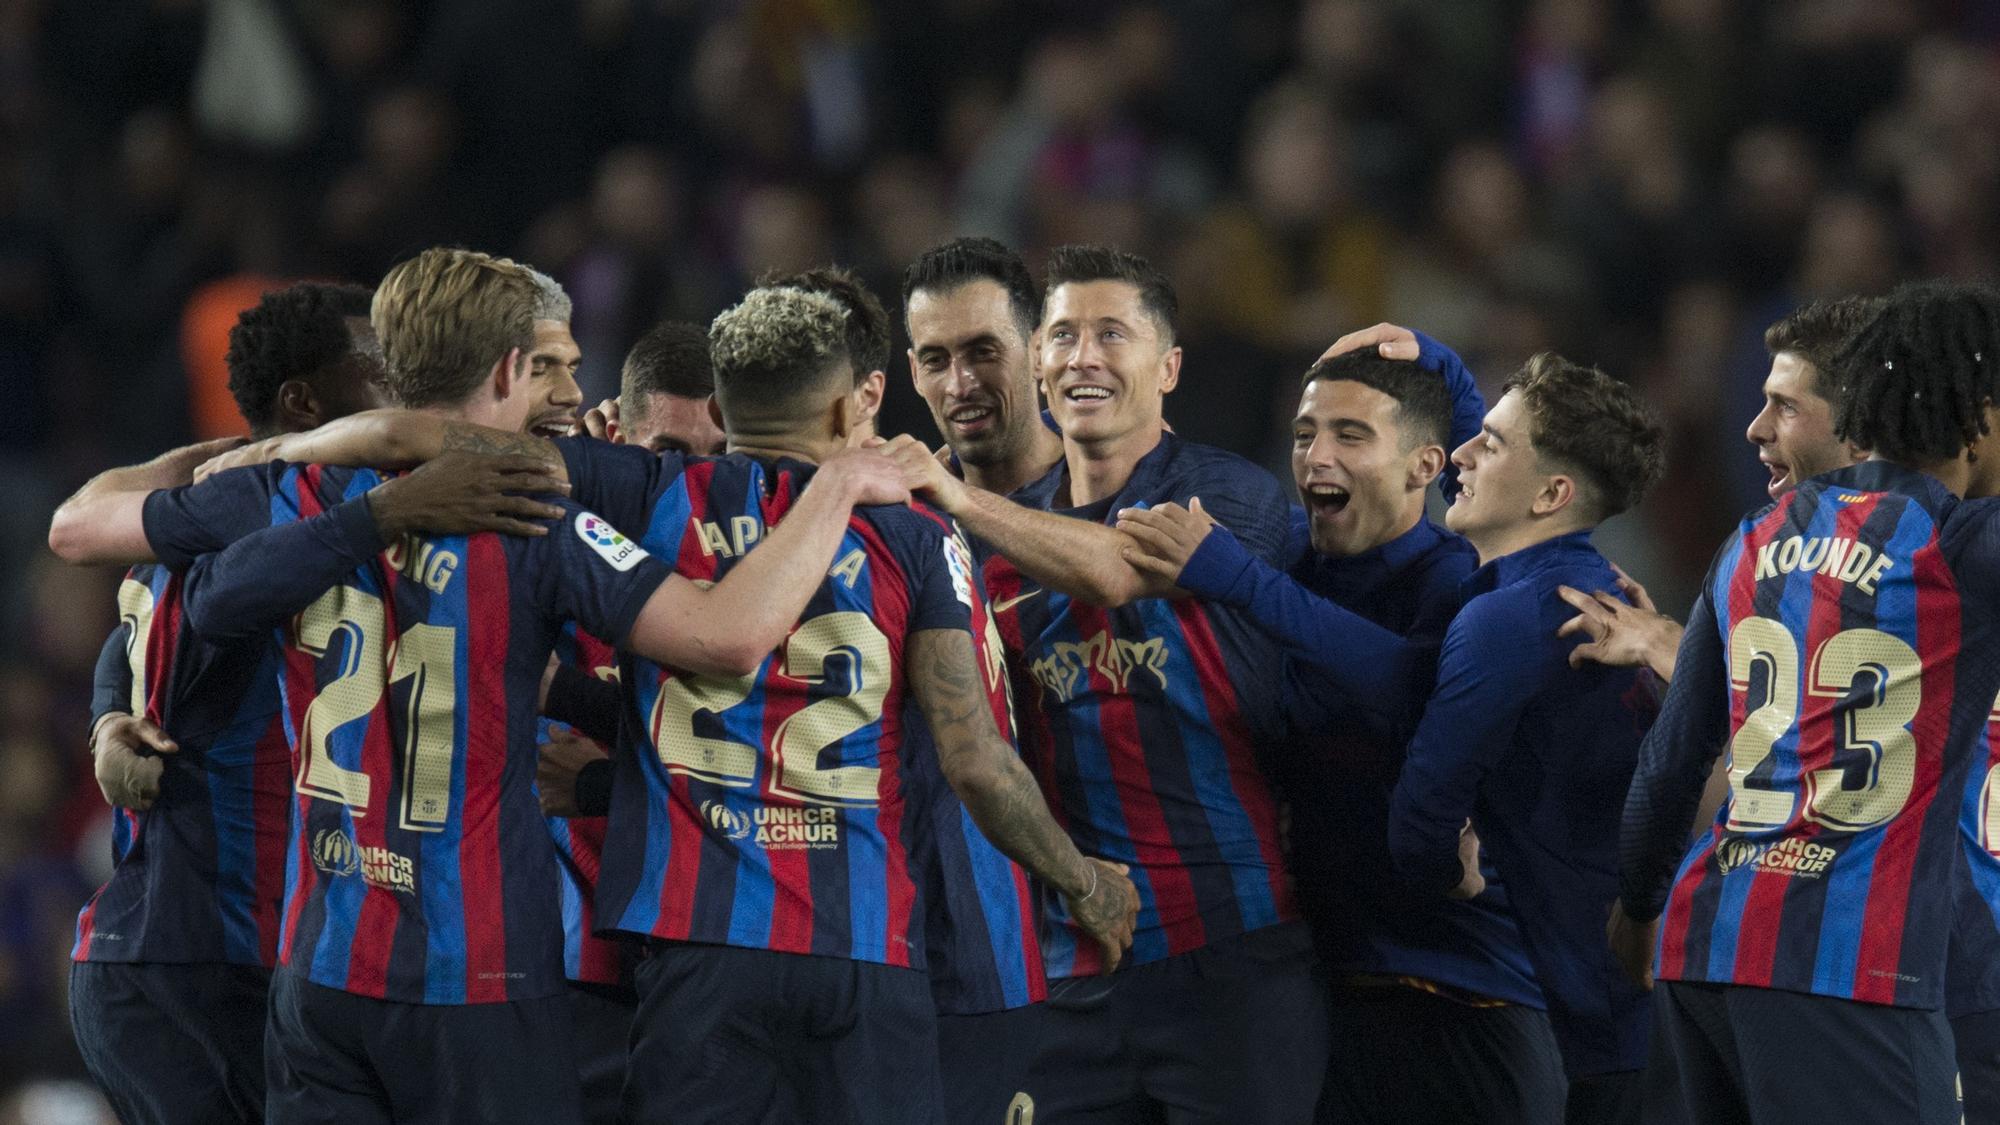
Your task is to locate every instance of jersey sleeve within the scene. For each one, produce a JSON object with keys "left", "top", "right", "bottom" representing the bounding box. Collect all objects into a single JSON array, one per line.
[
  {"left": 1178, "top": 523, "right": 1432, "bottom": 728},
  {"left": 90, "top": 621, "right": 132, "bottom": 727},
  {"left": 1619, "top": 585, "right": 1731, "bottom": 922},
  {"left": 178, "top": 494, "right": 388, "bottom": 640},
  {"left": 544, "top": 664, "right": 623, "bottom": 745},
  {"left": 1168, "top": 455, "right": 1292, "bottom": 567},
  {"left": 141, "top": 463, "right": 289, "bottom": 569},
  {"left": 903, "top": 515, "right": 978, "bottom": 636},
  {"left": 1412, "top": 329, "right": 1486, "bottom": 501},
  {"left": 1388, "top": 589, "right": 1546, "bottom": 894},
  {"left": 552, "top": 436, "right": 687, "bottom": 540},
  {"left": 529, "top": 503, "right": 676, "bottom": 649}
]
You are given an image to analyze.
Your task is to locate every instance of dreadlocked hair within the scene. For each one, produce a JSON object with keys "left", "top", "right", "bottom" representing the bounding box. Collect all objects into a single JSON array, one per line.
[{"left": 1832, "top": 282, "right": 2000, "bottom": 464}]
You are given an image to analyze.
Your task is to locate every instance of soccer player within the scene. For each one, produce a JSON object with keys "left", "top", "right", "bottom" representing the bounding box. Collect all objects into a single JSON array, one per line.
[
  {"left": 1119, "top": 331, "right": 1568, "bottom": 1125},
  {"left": 904, "top": 236, "right": 1066, "bottom": 499},
  {"left": 596, "top": 319, "right": 728, "bottom": 455},
  {"left": 1556, "top": 297, "right": 1878, "bottom": 679},
  {"left": 65, "top": 281, "right": 409, "bottom": 1125},
  {"left": 1617, "top": 282, "right": 2000, "bottom": 1125},
  {"left": 539, "top": 285, "right": 1137, "bottom": 1124},
  {"left": 1371, "top": 355, "right": 1666, "bottom": 1123},
  {"left": 899, "top": 236, "right": 1065, "bottom": 1121},
  {"left": 52, "top": 248, "right": 914, "bottom": 1125},
  {"left": 770, "top": 264, "right": 892, "bottom": 440},
  {"left": 538, "top": 317, "right": 732, "bottom": 1125},
  {"left": 892, "top": 244, "right": 1328, "bottom": 1122},
  {"left": 521, "top": 266, "right": 587, "bottom": 439}
]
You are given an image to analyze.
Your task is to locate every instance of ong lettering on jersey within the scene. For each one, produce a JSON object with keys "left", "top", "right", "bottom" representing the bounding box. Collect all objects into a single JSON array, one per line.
[{"left": 142, "top": 461, "right": 671, "bottom": 1005}]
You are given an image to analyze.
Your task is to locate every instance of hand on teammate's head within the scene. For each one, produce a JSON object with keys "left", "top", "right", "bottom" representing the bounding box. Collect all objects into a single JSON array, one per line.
[{"left": 1319, "top": 323, "right": 1421, "bottom": 366}]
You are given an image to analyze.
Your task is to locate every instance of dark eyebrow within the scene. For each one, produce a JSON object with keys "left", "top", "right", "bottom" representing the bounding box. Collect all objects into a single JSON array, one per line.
[{"left": 1482, "top": 423, "right": 1505, "bottom": 445}]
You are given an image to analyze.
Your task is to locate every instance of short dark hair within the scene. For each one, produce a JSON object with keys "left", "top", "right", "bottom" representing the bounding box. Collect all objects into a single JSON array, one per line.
[
  {"left": 765, "top": 266, "right": 892, "bottom": 380},
  {"left": 620, "top": 321, "right": 713, "bottom": 412},
  {"left": 1302, "top": 350, "right": 1454, "bottom": 450},
  {"left": 1503, "top": 353, "right": 1666, "bottom": 521},
  {"left": 1042, "top": 244, "right": 1178, "bottom": 343},
  {"left": 1834, "top": 281, "right": 2000, "bottom": 464},
  {"left": 1764, "top": 295, "right": 1885, "bottom": 399},
  {"left": 226, "top": 282, "right": 374, "bottom": 433},
  {"left": 901, "top": 237, "right": 1040, "bottom": 342}
]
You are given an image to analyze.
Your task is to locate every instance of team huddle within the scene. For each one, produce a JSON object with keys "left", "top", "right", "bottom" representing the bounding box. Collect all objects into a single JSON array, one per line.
[{"left": 41, "top": 236, "right": 2000, "bottom": 1124}]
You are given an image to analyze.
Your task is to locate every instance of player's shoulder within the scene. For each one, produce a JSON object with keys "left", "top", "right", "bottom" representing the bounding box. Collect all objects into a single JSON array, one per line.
[
  {"left": 855, "top": 498, "right": 956, "bottom": 547},
  {"left": 1158, "top": 435, "right": 1287, "bottom": 500}
]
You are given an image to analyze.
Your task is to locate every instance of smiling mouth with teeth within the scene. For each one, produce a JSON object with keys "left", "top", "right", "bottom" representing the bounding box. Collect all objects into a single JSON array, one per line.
[
  {"left": 949, "top": 405, "right": 995, "bottom": 426},
  {"left": 1065, "top": 386, "right": 1113, "bottom": 402},
  {"left": 1304, "top": 483, "right": 1350, "bottom": 515}
]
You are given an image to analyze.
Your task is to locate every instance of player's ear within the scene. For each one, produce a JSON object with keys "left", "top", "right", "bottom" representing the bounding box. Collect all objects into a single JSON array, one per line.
[
  {"left": 489, "top": 347, "right": 522, "bottom": 402},
  {"left": 1408, "top": 443, "right": 1447, "bottom": 491},
  {"left": 705, "top": 395, "right": 723, "bottom": 432},
  {"left": 1159, "top": 346, "right": 1182, "bottom": 395},
  {"left": 275, "top": 380, "right": 321, "bottom": 430},
  {"left": 1535, "top": 473, "right": 1577, "bottom": 518},
  {"left": 855, "top": 370, "right": 885, "bottom": 426}
]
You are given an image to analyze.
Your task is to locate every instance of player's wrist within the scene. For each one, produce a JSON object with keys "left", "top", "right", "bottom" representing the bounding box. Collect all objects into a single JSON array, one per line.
[{"left": 88, "top": 711, "right": 129, "bottom": 752}]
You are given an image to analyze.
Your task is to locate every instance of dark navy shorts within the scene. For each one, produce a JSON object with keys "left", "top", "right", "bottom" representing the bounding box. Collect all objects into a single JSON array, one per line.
[
  {"left": 569, "top": 981, "right": 636, "bottom": 1125},
  {"left": 1022, "top": 921, "right": 1329, "bottom": 1123},
  {"left": 1955, "top": 1007, "right": 2000, "bottom": 1124},
  {"left": 625, "top": 941, "right": 943, "bottom": 1125},
  {"left": 1644, "top": 980, "right": 1957, "bottom": 1125},
  {"left": 264, "top": 967, "right": 582, "bottom": 1125},
  {"left": 69, "top": 960, "right": 270, "bottom": 1125},
  {"left": 938, "top": 1002, "right": 1043, "bottom": 1124},
  {"left": 1319, "top": 981, "right": 1566, "bottom": 1125}
]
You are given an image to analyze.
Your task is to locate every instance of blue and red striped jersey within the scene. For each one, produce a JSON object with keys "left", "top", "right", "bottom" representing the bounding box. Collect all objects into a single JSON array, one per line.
[
  {"left": 72, "top": 564, "right": 291, "bottom": 968},
  {"left": 144, "top": 462, "right": 673, "bottom": 1004},
  {"left": 1950, "top": 690, "right": 2000, "bottom": 1018},
  {"left": 982, "top": 433, "right": 1298, "bottom": 978},
  {"left": 542, "top": 623, "right": 628, "bottom": 989},
  {"left": 1623, "top": 464, "right": 2000, "bottom": 1010},
  {"left": 572, "top": 450, "right": 975, "bottom": 967},
  {"left": 902, "top": 533, "right": 1046, "bottom": 1014}
]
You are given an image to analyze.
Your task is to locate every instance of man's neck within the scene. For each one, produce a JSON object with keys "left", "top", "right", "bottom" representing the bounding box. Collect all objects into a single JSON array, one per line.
[
  {"left": 1061, "top": 425, "right": 1164, "bottom": 508},
  {"left": 414, "top": 402, "right": 493, "bottom": 430},
  {"left": 729, "top": 435, "right": 837, "bottom": 467},
  {"left": 1891, "top": 453, "right": 1974, "bottom": 498},
  {"left": 963, "top": 425, "right": 1064, "bottom": 498},
  {"left": 1466, "top": 516, "right": 1589, "bottom": 568}
]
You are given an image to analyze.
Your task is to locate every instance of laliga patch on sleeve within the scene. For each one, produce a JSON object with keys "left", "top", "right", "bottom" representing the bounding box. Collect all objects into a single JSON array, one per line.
[
  {"left": 942, "top": 533, "right": 976, "bottom": 608},
  {"left": 575, "top": 513, "right": 648, "bottom": 572}
]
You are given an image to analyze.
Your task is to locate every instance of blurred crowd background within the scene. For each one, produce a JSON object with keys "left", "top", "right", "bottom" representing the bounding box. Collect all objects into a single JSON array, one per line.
[{"left": 3, "top": 0, "right": 1998, "bottom": 1115}]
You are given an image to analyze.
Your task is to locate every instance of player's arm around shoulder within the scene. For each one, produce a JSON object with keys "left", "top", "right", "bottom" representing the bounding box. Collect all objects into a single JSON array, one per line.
[
  {"left": 622, "top": 447, "right": 909, "bottom": 677},
  {"left": 48, "top": 436, "right": 249, "bottom": 564},
  {"left": 906, "top": 625, "right": 1138, "bottom": 971}
]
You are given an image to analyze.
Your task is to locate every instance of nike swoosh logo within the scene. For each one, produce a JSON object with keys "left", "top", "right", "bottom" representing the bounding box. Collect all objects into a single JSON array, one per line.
[{"left": 991, "top": 589, "right": 1043, "bottom": 614}]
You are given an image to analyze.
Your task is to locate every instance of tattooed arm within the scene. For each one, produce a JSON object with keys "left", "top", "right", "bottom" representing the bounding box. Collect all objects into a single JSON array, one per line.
[{"left": 906, "top": 627, "right": 1139, "bottom": 971}]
